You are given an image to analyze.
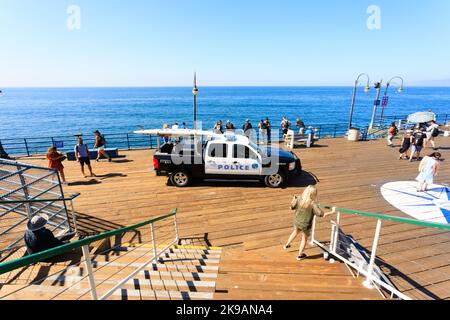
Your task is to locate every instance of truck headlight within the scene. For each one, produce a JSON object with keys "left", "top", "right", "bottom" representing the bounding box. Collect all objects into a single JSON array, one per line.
[{"left": 289, "top": 162, "right": 296, "bottom": 171}]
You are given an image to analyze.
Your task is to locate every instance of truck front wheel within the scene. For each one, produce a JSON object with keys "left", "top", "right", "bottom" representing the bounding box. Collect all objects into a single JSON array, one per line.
[
  {"left": 264, "top": 172, "right": 286, "bottom": 188},
  {"left": 170, "top": 169, "right": 192, "bottom": 187}
]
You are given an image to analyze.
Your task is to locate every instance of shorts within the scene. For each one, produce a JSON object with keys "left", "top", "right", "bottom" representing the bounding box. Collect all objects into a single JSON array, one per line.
[
  {"left": 412, "top": 145, "right": 423, "bottom": 153},
  {"left": 79, "top": 157, "right": 91, "bottom": 166}
]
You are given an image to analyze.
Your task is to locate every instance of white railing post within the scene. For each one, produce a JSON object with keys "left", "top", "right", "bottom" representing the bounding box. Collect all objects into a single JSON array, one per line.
[
  {"left": 150, "top": 223, "right": 159, "bottom": 261},
  {"left": 173, "top": 214, "right": 179, "bottom": 242},
  {"left": 70, "top": 200, "right": 79, "bottom": 235},
  {"left": 309, "top": 216, "right": 316, "bottom": 245},
  {"left": 363, "top": 219, "right": 383, "bottom": 289},
  {"left": 81, "top": 245, "right": 98, "bottom": 300},
  {"left": 332, "top": 212, "right": 341, "bottom": 254}
]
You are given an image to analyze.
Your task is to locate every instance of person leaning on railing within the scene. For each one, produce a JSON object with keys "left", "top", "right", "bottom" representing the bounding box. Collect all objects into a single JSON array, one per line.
[{"left": 283, "top": 185, "right": 336, "bottom": 261}]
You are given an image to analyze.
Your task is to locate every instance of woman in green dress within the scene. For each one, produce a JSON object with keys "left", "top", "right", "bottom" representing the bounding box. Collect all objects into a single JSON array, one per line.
[{"left": 283, "top": 185, "right": 336, "bottom": 261}]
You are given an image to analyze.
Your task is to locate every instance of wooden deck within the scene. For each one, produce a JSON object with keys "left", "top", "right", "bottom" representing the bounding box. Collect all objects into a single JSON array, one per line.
[{"left": 3, "top": 136, "right": 450, "bottom": 300}]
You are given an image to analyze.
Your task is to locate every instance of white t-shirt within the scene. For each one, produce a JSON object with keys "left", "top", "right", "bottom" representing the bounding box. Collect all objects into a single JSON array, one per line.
[
  {"left": 75, "top": 144, "right": 89, "bottom": 158},
  {"left": 427, "top": 123, "right": 439, "bottom": 132}
]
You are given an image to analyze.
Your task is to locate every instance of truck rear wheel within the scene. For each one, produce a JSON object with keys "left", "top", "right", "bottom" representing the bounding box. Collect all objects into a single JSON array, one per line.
[
  {"left": 170, "top": 169, "right": 191, "bottom": 187},
  {"left": 264, "top": 172, "right": 286, "bottom": 188}
]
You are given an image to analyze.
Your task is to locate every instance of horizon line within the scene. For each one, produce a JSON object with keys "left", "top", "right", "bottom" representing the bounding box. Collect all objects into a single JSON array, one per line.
[{"left": 2, "top": 84, "right": 450, "bottom": 89}]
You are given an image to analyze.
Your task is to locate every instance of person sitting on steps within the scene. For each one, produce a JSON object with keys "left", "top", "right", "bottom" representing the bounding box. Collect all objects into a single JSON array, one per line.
[{"left": 24, "top": 214, "right": 68, "bottom": 255}]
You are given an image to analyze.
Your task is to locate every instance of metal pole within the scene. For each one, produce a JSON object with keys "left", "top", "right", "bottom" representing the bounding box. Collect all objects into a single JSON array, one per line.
[
  {"left": 379, "top": 84, "right": 390, "bottom": 127},
  {"left": 173, "top": 214, "right": 180, "bottom": 242},
  {"left": 126, "top": 133, "right": 130, "bottom": 150},
  {"left": 369, "top": 81, "right": 383, "bottom": 130},
  {"left": 70, "top": 200, "right": 78, "bottom": 234},
  {"left": 81, "top": 244, "right": 98, "bottom": 300},
  {"left": 193, "top": 95, "right": 197, "bottom": 130},
  {"left": 16, "top": 163, "right": 32, "bottom": 218},
  {"left": 150, "top": 222, "right": 159, "bottom": 261},
  {"left": 310, "top": 216, "right": 316, "bottom": 245},
  {"left": 333, "top": 212, "right": 341, "bottom": 253},
  {"left": 363, "top": 219, "right": 383, "bottom": 289},
  {"left": 348, "top": 81, "right": 358, "bottom": 130},
  {"left": 24, "top": 139, "right": 30, "bottom": 157},
  {"left": 193, "top": 72, "right": 198, "bottom": 130}
]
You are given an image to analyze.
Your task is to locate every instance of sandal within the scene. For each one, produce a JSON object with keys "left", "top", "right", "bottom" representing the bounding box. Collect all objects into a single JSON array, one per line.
[{"left": 296, "top": 254, "right": 307, "bottom": 261}]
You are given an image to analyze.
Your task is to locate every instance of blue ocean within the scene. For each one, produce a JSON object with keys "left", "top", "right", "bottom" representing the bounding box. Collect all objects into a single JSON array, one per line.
[{"left": 1, "top": 87, "right": 449, "bottom": 139}]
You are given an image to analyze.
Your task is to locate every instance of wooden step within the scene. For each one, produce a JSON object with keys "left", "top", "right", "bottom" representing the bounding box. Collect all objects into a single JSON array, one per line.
[
  {"left": 0, "top": 284, "right": 214, "bottom": 300},
  {"left": 42, "top": 275, "right": 217, "bottom": 292},
  {"left": 90, "top": 260, "right": 220, "bottom": 273},
  {"left": 107, "top": 249, "right": 222, "bottom": 261},
  {"left": 116, "top": 246, "right": 222, "bottom": 255}
]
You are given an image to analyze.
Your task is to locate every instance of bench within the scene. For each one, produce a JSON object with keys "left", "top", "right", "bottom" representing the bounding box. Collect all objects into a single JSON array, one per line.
[
  {"left": 66, "top": 148, "right": 119, "bottom": 161},
  {"left": 284, "top": 133, "right": 319, "bottom": 149}
]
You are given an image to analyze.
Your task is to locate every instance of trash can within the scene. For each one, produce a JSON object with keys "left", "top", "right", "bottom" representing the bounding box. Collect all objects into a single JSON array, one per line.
[{"left": 347, "top": 128, "right": 360, "bottom": 142}]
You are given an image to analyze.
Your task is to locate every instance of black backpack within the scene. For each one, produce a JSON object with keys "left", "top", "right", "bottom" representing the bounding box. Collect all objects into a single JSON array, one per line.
[
  {"left": 393, "top": 127, "right": 399, "bottom": 136},
  {"left": 432, "top": 127, "right": 440, "bottom": 137},
  {"left": 415, "top": 133, "right": 425, "bottom": 146}
]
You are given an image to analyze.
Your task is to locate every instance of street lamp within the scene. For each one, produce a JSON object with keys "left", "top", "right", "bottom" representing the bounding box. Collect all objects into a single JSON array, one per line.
[
  {"left": 192, "top": 72, "right": 199, "bottom": 130},
  {"left": 379, "top": 76, "right": 404, "bottom": 127},
  {"left": 348, "top": 73, "right": 370, "bottom": 130}
]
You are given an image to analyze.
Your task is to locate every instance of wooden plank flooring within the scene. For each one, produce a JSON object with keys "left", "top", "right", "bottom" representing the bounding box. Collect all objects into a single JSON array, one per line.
[{"left": 2, "top": 135, "right": 449, "bottom": 300}]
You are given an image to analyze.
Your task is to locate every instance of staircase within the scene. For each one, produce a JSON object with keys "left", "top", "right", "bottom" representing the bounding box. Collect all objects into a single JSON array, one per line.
[{"left": 0, "top": 244, "right": 222, "bottom": 300}]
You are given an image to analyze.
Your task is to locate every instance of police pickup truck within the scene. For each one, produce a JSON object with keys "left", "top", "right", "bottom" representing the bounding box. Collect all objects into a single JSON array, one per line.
[{"left": 135, "top": 129, "right": 302, "bottom": 188}]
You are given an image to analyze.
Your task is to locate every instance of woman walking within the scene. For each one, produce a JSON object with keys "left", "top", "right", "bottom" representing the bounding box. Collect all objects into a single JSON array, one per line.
[
  {"left": 283, "top": 185, "right": 335, "bottom": 261},
  {"left": 46, "top": 146, "right": 67, "bottom": 185},
  {"left": 93, "top": 130, "right": 111, "bottom": 162},
  {"left": 387, "top": 122, "right": 398, "bottom": 147},
  {"left": 425, "top": 120, "right": 440, "bottom": 150},
  {"left": 398, "top": 130, "right": 413, "bottom": 160},
  {"left": 416, "top": 152, "right": 441, "bottom": 192}
]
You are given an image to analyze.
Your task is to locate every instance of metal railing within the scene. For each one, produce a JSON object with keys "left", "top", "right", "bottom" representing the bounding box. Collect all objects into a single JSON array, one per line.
[
  {"left": 0, "top": 159, "right": 79, "bottom": 252},
  {"left": 382, "top": 113, "right": 450, "bottom": 126},
  {"left": 0, "top": 209, "right": 178, "bottom": 300},
  {"left": 0, "top": 132, "right": 158, "bottom": 157},
  {"left": 311, "top": 205, "right": 450, "bottom": 300},
  {"left": 3, "top": 113, "right": 448, "bottom": 157}
]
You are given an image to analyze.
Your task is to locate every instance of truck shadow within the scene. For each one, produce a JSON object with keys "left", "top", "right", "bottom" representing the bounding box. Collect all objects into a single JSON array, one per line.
[
  {"left": 285, "top": 171, "right": 319, "bottom": 188},
  {"left": 178, "top": 171, "right": 318, "bottom": 189}
]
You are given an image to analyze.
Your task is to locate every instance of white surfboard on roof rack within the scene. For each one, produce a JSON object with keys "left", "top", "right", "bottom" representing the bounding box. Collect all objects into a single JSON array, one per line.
[{"left": 134, "top": 129, "right": 220, "bottom": 138}]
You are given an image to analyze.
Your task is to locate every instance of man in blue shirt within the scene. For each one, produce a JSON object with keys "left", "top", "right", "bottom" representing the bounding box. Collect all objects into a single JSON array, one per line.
[{"left": 75, "top": 138, "right": 95, "bottom": 178}]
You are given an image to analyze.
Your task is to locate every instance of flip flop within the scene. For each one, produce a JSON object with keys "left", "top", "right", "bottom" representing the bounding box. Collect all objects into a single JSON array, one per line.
[{"left": 296, "top": 254, "right": 307, "bottom": 261}]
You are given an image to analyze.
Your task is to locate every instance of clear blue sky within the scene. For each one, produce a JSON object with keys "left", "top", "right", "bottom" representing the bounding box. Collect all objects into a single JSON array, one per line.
[{"left": 0, "top": 0, "right": 449, "bottom": 86}]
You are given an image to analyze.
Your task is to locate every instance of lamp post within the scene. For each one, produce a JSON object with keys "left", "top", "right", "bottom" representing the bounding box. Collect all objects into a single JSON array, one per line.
[
  {"left": 369, "top": 80, "right": 383, "bottom": 130},
  {"left": 378, "top": 76, "right": 404, "bottom": 127},
  {"left": 348, "top": 73, "right": 370, "bottom": 131},
  {"left": 192, "top": 72, "right": 199, "bottom": 130}
]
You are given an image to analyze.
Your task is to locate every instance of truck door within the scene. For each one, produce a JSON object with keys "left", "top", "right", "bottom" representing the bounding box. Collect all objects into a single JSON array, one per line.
[
  {"left": 204, "top": 143, "right": 229, "bottom": 175},
  {"left": 229, "top": 144, "right": 262, "bottom": 176}
]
